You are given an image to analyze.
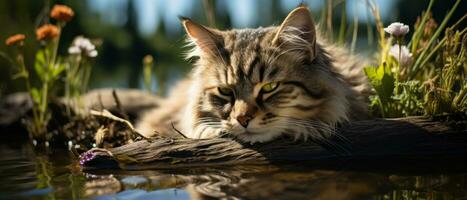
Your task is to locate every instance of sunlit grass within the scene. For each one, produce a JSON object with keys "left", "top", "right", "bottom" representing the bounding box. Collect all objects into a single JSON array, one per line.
[
  {"left": 318, "top": 0, "right": 465, "bottom": 118},
  {"left": 363, "top": 0, "right": 465, "bottom": 117}
]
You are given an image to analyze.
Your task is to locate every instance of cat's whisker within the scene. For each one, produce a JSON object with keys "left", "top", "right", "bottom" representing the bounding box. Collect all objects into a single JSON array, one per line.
[
  {"left": 267, "top": 47, "right": 310, "bottom": 67},
  {"left": 266, "top": 27, "right": 314, "bottom": 66},
  {"left": 196, "top": 120, "right": 220, "bottom": 124},
  {"left": 314, "top": 138, "right": 351, "bottom": 156},
  {"left": 264, "top": 41, "right": 288, "bottom": 65},
  {"left": 270, "top": 115, "right": 351, "bottom": 154},
  {"left": 292, "top": 120, "right": 352, "bottom": 146},
  {"left": 285, "top": 120, "right": 347, "bottom": 151},
  {"left": 195, "top": 117, "right": 221, "bottom": 124},
  {"left": 214, "top": 48, "right": 228, "bottom": 67}
]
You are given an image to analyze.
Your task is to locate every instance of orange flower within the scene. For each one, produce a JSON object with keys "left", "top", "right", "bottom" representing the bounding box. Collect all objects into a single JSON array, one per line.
[
  {"left": 50, "top": 4, "right": 74, "bottom": 22},
  {"left": 36, "top": 24, "right": 60, "bottom": 40},
  {"left": 5, "top": 34, "right": 26, "bottom": 46}
]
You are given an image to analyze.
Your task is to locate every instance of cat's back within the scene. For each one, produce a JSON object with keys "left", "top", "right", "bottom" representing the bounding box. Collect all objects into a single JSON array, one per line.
[
  {"left": 318, "top": 36, "right": 371, "bottom": 120},
  {"left": 135, "top": 79, "right": 193, "bottom": 138}
]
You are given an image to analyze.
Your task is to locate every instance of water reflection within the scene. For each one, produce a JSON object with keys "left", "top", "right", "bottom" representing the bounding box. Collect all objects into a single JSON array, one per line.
[
  {"left": 0, "top": 143, "right": 85, "bottom": 199},
  {"left": 86, "top": 165, "right": 467, "bottom": 200},
  {"left": 0, "top": 143, "right": 466, "bottom": 199}
]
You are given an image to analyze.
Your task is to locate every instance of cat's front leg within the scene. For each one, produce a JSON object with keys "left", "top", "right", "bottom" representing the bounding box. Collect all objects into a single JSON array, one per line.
[{"left": 191, "top": 125, "right": 224, "bottom": 139}]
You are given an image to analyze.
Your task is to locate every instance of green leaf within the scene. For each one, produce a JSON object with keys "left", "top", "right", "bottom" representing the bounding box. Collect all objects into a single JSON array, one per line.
[
  {"left": 30, "top": 88, "right": 41, "bottom": 104},
  {"left": 364, "top": 63, "right": 395, "bottom": 103},
  {"left": 34, "top": 50, "right": 47, "bottom": 81},
  {"left": 364, "top": 66, "right": 377, "bottom": 80},
  {"left": 12, "top": 71, "right": 27, "bottom": 79},
  {"left": 52, "top": 59, "right": 66, "bottom": 78},
  {"left": 378, "top": 64, "right": 395, "bottom": 102}
]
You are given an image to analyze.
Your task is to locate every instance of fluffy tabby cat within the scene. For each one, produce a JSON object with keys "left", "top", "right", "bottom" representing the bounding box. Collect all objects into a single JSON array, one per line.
[{"left": 136, "top": 6, "right": 370, "bottom": 143}]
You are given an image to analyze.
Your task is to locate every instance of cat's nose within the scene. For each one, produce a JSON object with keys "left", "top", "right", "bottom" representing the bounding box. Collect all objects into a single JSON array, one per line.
[{"left": 237, "top": 115, "right": 252, "bottom": 128}]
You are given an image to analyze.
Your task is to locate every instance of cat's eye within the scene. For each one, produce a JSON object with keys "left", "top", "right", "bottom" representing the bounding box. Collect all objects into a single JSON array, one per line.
[
  {"left": 218, "top": 87, "right": 233, "bottom": 96},
  {"left": 261, "top": 82, "right": 279, "bottom": 93}
]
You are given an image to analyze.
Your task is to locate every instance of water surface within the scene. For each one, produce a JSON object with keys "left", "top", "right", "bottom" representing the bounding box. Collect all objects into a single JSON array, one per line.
[{"left": 1, "top": 142, "right": 466, "bottom": 200}]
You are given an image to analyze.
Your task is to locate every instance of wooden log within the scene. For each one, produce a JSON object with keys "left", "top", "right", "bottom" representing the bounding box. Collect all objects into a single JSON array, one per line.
[{"left": 80, "top": 116, "right": 467, "bottom": 170}]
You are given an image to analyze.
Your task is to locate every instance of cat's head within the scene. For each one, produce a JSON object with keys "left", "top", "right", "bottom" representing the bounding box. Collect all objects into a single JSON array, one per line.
[{"left": 182, "top": 6, "right": 352, "bottom": 143}]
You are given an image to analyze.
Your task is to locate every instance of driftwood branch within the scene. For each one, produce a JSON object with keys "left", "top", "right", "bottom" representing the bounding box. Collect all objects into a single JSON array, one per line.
[{"left": 80, "top": 116, "right": 467, "bottom": 170}]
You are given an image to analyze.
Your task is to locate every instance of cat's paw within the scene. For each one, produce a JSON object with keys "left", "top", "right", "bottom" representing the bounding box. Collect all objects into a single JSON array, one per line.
[{"left": 191, "top": 126, "right": 223, "bottom": 139}]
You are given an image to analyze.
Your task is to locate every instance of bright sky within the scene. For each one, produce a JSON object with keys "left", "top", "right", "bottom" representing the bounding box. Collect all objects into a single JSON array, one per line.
[{"left": 87, "top": 0, "right": 398, "bottom": 36}]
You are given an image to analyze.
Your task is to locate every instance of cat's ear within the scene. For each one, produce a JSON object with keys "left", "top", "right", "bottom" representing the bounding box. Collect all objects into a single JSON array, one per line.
[
  {"left": 180, "top": 17, "right": 222, "bottom": 56},
  {"left": 272, "top": 6, "right": 317, "bottom": 57}
]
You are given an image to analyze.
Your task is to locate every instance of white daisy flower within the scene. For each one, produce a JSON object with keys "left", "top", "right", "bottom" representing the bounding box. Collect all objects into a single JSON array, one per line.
[
  {"left": 384, "top": 22, "right": 410, "bottom": 37},
  {"left": 68, "top": 36, "right": 98, "bottom": 58},
  {"left": 389, "top": 44, "right": 413, "bottom": 66}
]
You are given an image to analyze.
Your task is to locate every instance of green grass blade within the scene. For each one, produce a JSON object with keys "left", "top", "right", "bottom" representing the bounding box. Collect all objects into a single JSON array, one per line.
[
  {"left": 338, "top": 1, "right": 347, "bottom": 45},
  {"left": 409, "top": 0, "right": 462, "bottom": 79},
  {"left": 408, "top": 0, "right": 435, "bottom": 53},
  {"left": 350, "top": 2, "right": 359, "bottom": 54}
]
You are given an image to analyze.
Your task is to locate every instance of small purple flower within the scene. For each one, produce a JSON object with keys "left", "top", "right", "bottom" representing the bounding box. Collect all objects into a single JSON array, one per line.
[
  {"left": 384, "top": 22, "right": 410, "bottom": 37},
  {"left": 79, "top": 151, "right": 96, "bottom": 166}
]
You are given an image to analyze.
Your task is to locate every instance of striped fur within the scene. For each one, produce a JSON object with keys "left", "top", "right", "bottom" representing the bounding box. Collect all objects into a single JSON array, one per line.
[{"left": 136, "top": 6, "right": 370, "bottom": 143}]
